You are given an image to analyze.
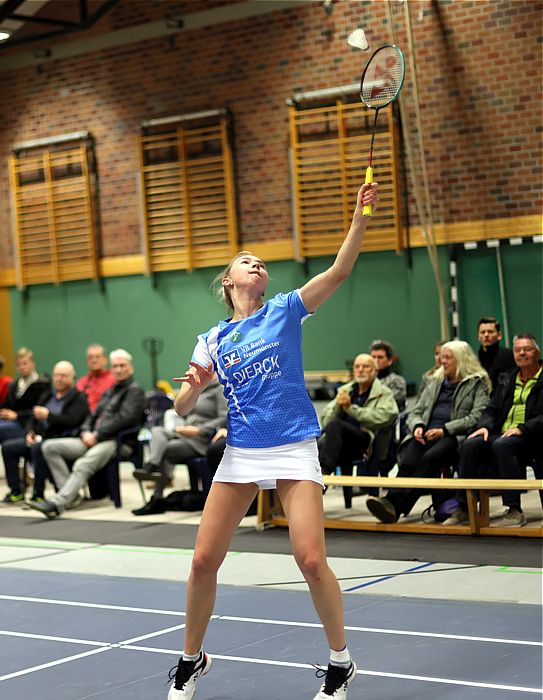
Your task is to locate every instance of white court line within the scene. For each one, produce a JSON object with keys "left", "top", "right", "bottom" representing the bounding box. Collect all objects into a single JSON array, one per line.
[
  {"left": 0, "top": 625, "right": 186, "bottom": 684},
  {"left": 121, "top": 645, "right": 543, "bottom": 694},
  {"left": 0, "top": 647, "right": 109, "bottom": 682},
  {"left": 0, "top": 594, "right": 540, "bottom": 647},
  {"left": 119, "top": 624, "right": 186, "bottom": 646},
  {"left": 218, "top": 615, "right": 543, "bottom": 647},
  {"left": 1, "top": 625, "right": 541, "bottom": 694},
  {"left": 0, "top": 630, "right": 108, "bottom": 647},
  {"left": 0, "top": 594, "right": 184, "bottom": 617}
]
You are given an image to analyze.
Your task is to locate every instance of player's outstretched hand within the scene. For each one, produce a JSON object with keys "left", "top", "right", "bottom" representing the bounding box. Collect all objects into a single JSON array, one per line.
[
  {"left": 173, "top": 362, "right": 214, "bottom": 388},
  {"left": 356, "top": 182, "right": 378, "bottom": 213}
]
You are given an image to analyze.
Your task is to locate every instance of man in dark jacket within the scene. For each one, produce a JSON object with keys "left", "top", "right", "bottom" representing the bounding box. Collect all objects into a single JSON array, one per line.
[
  {"left": 0, "top": 348, "right": 50, "bottom": 443},
  {"left": 1, "top": 361, "right": 88, "bottom": 503},
  {"left": 29, "top": 349, "right": 145, "bottom": 518},
  {"left": 477, "top": 317, "right": 516, "bottom": 392},
  {"left": 445, "top": 332, "right": 542, "bottom": 528}
]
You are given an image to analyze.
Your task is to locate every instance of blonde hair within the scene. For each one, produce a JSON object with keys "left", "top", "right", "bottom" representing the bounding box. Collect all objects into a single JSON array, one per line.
[
  {"left": 424, "top": 339, "right": 448, "bottom": 378},
  {"left": 434, "top": 340, "right": 492, "bottom": 392},
  {"left": 16, "top": 347, "right": 34, "bottom": 362},
  {"left": 212, "top": 250, "right": 264, "bottom": 313}
]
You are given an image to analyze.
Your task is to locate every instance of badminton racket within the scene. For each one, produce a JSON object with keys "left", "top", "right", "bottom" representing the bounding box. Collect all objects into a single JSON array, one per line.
[{"left": 360, "top": 45, "right": 405, "bottom": 217}]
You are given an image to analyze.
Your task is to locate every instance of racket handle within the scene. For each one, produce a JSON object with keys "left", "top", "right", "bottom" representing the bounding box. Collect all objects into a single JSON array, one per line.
[{"left": 363, "top": 166, "right": 373, "bottom": 217}]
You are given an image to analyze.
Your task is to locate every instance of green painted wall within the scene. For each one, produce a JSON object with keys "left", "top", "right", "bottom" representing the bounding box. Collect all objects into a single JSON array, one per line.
[
  {"left": 9, "top": 243, "right": 542, "bottom": 392},
  {"left": 456, "top": 243, "right": 542, "bottom": 348}
]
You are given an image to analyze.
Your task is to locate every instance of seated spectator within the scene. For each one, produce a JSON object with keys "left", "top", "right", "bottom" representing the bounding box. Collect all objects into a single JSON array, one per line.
[
  {"left": 1, "top": 361, "right": 88, "bottom": 503},
  {"left": 28, "top": 349, "right": 145, "bottom": 518},
  {"left": 204, "top": 428, "right": 257, "bottom": 516},
  {"left": 76, "top": 344, "right": 115, "bottom": 412},
  {"left": 318, "top": 354, "right": 398, "bottom": 477},
  {"left": 444, "top": 332, "right": 542, "bottom": 528},
  {"left": 0, "top": 348, "right": 50, "bottom": 444},
  {"left": 370, "top": 339, "right": 407, "bottom": 410},
  {"left": 419, "top": 340, "right": 446, "bottom": 396},
  {"left": 366, "top": 340, "right": 491, "bottom": 524},
  {"left": 477, "top": 316, "right": 516, "bottom": 392},
  {"left": 205, "top": 427, "right": 227, "bottom": 497},
  {"left": 0, "top": 355, "right": 13, "bottom": 404},
  {"left": 132, "top": 376, "right": 227, "bottom": 516}
]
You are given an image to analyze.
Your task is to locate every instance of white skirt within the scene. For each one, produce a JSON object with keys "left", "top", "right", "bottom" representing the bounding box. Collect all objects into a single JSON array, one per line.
[{"left": 213, "top": 438, "right": 324, "bottom": 490}]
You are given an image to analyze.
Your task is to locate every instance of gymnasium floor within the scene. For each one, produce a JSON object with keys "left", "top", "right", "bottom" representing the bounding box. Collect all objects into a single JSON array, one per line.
[{"left": 0, "top": 463, "right": 541, "bottom": 699}]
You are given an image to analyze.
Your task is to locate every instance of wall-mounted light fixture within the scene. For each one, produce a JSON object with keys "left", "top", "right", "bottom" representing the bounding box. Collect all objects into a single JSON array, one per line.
[
  {"left": 165, "top": 18, "right": 184, "bottom": 29},
  {"left": 33, "top": 48, "right": 51, "bottom": 58}
]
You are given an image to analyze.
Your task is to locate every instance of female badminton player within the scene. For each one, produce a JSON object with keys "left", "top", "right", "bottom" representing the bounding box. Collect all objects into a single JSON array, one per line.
[{"left": 169, "top": 180, "right": 378, "bottom": 700}]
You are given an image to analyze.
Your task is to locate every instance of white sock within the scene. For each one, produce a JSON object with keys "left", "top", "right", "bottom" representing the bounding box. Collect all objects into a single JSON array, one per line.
[
  {"left": 182, "top": 648, "right": 202, "bottom": 662},
  {"left": 330, "top": 645, "right": 351, "bottom": 668}
]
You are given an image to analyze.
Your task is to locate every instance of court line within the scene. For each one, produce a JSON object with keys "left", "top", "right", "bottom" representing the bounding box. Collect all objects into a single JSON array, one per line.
[
  {"left": 0, "top": 594, "right": 185, "bottom": 617},
  {"left": 343, "top": 561, "right": 436, "bottom": 591},
  {"left": 256, "top": 563, "right": 483, "bottom": 586},
  {"left": 0, "top": 630, "right": 109, "bottom": 647},
  {"left": 0, "top": 594, "right": 540, "bottom": 646},
  {"left": 496, "top": 566, "right": 543, "bottom": 575},
  {"left": 0, "top": 625, "right": 186, "bottom": 684},
  {"left": 0, "top": 647, "right": 110, "bottom": 682},
  {"left": 121, "top": 645, "right": 543, "bottom": 693},
  {"left": 219, "top": 615, "right": 542, "bottom": 647},
  {"left": 119, "top": 624, "right": 186, "bottom": 646},
  {"left": 1, "top": 625, "right": 541, "bottom": 693}
]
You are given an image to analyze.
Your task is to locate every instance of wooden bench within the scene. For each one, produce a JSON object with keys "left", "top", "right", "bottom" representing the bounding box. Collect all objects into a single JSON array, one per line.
[{"left": 257, "top": 476, "right": 543, "bottom": 538}]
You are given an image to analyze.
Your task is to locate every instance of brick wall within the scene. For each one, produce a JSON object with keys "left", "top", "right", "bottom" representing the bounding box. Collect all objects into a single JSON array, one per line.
[{"left": 0, "top": 0, "right": 541, "bottom": 268}]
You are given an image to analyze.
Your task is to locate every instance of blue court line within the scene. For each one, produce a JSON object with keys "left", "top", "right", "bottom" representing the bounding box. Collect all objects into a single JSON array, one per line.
[{"left": 343, "top": 562, "right": 436, "bottom": 592}]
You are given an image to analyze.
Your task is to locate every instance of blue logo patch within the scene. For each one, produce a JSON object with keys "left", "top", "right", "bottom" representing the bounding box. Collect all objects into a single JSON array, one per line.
[{"left": 222, "top": 349, "right": 241, "bottom": 368}]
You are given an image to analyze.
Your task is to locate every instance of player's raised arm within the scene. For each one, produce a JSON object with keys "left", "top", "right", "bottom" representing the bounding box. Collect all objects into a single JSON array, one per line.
[{"left": 299, "top": 182, "right": 378, "bottom": 313}]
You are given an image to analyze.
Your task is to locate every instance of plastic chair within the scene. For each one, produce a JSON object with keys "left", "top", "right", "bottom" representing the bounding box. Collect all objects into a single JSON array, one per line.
[
  {"left": 88, "top": 426, "right": 144, "bottom": 508},
  {"left": 145, "top": 391, "right": 174, "bottom": 429}
]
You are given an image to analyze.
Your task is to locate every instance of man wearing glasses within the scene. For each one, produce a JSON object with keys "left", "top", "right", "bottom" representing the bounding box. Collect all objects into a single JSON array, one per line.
[{"left": 444, "top": 333, "right": 542, "bottom": 527}]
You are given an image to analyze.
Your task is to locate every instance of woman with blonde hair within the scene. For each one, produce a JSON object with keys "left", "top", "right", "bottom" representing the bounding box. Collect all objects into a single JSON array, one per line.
[
  {"left": 366, "top": 340, "right": 491, "bottom": 524},
  {"left": 168, "top": 181, "right": 378, "bottom": 700}
]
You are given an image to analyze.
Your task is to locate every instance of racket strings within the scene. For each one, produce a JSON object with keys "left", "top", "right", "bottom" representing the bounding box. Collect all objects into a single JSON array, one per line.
[{"left": 361, "top": 47, "right": 404, "bottom": 109}]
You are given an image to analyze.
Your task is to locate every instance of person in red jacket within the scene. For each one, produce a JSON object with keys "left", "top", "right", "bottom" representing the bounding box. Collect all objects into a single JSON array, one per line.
[
  {"left": 76, "top": 344, "right": 115, "bottom": 413},
  {"left": 0, "top": 355, "right": 12, "bottom": 405}
]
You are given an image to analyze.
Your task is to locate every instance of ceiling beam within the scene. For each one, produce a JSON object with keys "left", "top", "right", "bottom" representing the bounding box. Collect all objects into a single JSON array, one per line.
[
  {"left": 0, "top": 0, "right": 120, "bottom": 49},
  {"left": 7, "top": 13, "right": 78, "bottom": 28},
  {"left": 0, "top": 0, "right": 26, "bottom": 23},
  {"left": 0, "top": 0, "right": 312, "bottom": 69}
]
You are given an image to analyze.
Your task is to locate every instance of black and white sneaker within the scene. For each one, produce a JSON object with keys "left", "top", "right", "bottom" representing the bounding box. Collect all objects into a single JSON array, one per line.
[
  {"left": 313, "top": 660, "right": 357, "bottom": 699},
  {"left": 167, "top": 651, "right": 212, "bottom": 699}
]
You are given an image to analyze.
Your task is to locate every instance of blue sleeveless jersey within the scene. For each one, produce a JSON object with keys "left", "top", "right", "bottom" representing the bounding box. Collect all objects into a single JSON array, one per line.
[{"left": 191, "top": 290, "right": 320, "bottom": 448}]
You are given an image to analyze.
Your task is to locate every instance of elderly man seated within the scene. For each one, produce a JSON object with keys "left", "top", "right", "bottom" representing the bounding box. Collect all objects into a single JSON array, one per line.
[
  {"left": 1, "top": 361, "right": 89, "bottom": 503},
  {"left": 29, "top": 349, "right": 145, "bottom": 518},
  {"left": 318, "top": 354, "right": 398, "bottom": 477},
  {"left": 444, "top": 332, "right": 543, "bottom": 528}
]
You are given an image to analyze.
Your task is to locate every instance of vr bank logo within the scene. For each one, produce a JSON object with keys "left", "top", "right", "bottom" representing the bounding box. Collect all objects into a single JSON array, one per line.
[{"left": 222, "top": 349, "right": 241, "bottom": 368}]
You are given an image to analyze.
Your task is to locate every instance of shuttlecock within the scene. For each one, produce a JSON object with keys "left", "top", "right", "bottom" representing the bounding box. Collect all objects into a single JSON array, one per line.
[{"left": 347, "top": 28, "right": 369, "bottom": 51}]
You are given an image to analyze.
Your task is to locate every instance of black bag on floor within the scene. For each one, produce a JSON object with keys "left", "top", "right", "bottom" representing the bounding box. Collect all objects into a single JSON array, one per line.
[{"left": 164, "top": 489, "right": 205, "bottom": 511}]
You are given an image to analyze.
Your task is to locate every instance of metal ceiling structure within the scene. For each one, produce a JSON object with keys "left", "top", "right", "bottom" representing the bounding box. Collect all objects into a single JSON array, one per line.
[{"left": 0, "top": 0, "right": 120, "bottom": 49}]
